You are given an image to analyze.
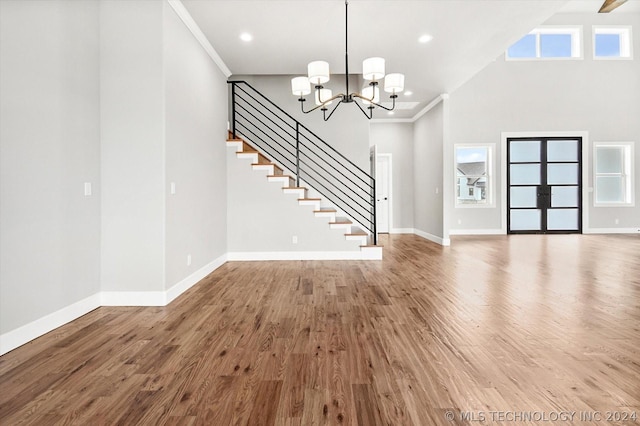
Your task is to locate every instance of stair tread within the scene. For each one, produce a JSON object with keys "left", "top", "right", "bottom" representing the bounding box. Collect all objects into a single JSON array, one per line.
[
  {"left": 284, "top": 187, "right": 307, "bottom": 190},
  {"left": 299, "top": 198, "right": 321, "bottom": 201},
  {"left": 268, "top": 174, "right": 292, "bottom": 178},
  {"left": 314, "top": 208, "right": 336, "bottom": 212},
  {"left": 346, "top": 232, "right": 368, "bottom": 236},
  {"left": 330, "top": 220, "right": 352, "bottom": 225}
]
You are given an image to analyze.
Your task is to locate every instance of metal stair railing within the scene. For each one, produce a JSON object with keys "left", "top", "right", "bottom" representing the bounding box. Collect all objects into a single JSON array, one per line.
[{"left": 229, "top": 80, "right": 377, "bottom": 245}]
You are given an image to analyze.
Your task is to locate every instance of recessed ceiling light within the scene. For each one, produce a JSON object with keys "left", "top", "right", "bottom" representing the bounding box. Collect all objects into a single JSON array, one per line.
[
  {"left": 404, "top": 91, "right": 413, "bottom": 96},
  {"left": 388, "top": 111, "right": 395, "bottom": 115},
  {"left": 418, "top": 34, "right": 433, "bottom": 44},
  {"left": 240, "top": 32, "right": 253, "bottom": 42}
]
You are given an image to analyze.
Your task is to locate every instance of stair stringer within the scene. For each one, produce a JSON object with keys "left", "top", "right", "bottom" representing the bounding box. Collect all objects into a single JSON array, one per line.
[{"left": 226, "top": 138, "right": 382, "bottom": 260}]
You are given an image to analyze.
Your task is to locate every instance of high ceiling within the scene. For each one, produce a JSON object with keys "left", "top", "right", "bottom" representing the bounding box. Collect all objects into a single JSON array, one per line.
[{"left": 181, "top": 0, "right": 637, "bottom": 118}]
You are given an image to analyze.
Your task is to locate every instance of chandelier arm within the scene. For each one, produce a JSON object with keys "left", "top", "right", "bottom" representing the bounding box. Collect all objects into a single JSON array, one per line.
[
  {"left": 299, "top": 98, "right": 325, "bottom": 114},
  {"left": 353, "top": 97, "right": 373, "bottom": 119},
  {"left": 323, "top": 98, "right": 343, "bottom": 121},
  {"left": 351, "top": 93, "right": 397, "bottom": 111}
]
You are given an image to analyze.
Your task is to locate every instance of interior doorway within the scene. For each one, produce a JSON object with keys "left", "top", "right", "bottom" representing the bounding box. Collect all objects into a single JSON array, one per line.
[
  {"left": 507, "top": 137, "right": 582, "bottom": 234},
  {"left": 375, "top": 154, "right": 392, "bottom": 234}
]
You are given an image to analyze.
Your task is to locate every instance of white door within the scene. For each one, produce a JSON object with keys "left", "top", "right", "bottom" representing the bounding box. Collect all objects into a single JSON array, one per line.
[{"left": 376, "top": 154, "right": 391, "bottom": 233}]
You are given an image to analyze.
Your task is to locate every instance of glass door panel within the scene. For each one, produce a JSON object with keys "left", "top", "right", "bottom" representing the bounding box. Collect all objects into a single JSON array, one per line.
[
  {"left": 551, "top": 186, "right": 579, "bottom": 207},
  {"left": 510, "top": 164, "right": 541, "bottom": 185},
  {"left": 510, "top": 210, "right": 541, "bottom": 231},
  {"left": 547, "top": 164, "right": 578, "bottom": 185},
  {"left": 547, "top": 140, "right": 578, "bottom": 162},
  {"left": 547, "top": 209, "right": 579, "bottom": 230},
  {"left": 510, "top": 187, "right": 538, "bottom": 208},
  {"left": 507, "top": 137, "right": 582, "bottom": 234}
]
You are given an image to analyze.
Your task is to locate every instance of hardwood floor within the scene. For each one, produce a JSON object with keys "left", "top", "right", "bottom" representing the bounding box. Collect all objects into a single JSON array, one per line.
[{"left": 1, "top": 234, "right": 639, "bottom": 425}]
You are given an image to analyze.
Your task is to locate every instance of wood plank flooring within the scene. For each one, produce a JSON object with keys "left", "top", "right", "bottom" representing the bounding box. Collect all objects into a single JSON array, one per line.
[{"left": 1, "top": 234, "right": 639, "bottom": 425}]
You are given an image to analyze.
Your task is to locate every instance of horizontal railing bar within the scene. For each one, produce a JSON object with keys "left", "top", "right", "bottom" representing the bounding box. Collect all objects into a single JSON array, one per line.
[
  {"left": 297, "top": 131, "right": 373, "bottom": 189},
  {"left": 297, "top": 138, "right": 372, "bottom": 192},
  {"left": 236, "top": 114, "right": 372, "bottom": 209},
  {"left": 298, "top": 171, "right": 373, "bottom": 230},
  {"left": 235, "top": 84, "right": 297, "bottom": 133},
  {"left": 229, "top": 81, "right": 373, "bottom": 179},
  {"left": 295, "top": 149, "right": 373, "bottom": 204},
  {"left": 235, "top": 122, "right": 298, "bottom": 171},
  {"left": 299, "top": 170, "right": 373, "bottom": 213},
  {"left": 236, "top": 96, "right": 297, "bottom": 142},
  {"left": 235, "top": 101, "right": 297, "bottom": 152}
]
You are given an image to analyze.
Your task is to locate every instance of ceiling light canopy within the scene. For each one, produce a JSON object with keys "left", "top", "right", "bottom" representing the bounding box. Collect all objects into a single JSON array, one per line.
[
  {"left": 290, "top": 1, "right": 404, "bottom": 121},
  {"left": 239, "top": 32, "right": 253, "bottom": 42}
]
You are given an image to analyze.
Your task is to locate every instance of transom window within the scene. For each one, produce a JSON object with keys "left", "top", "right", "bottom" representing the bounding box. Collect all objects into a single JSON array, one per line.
[
  {"left": 593, "top": 26, "right": 633, "bottom": 59},
  {"left": 507, "top": 27, "right": 582, "bottom": 60}
]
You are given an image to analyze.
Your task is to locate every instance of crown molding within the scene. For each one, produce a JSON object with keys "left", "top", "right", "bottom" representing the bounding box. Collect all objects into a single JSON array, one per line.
[{"left": 167, "top": 0, "right": 232, "bottom": 77}]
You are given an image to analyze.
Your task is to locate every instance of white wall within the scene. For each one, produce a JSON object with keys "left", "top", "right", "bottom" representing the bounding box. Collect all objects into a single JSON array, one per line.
[
  {"left": 0, "top": 0, "right": 101, "bottom": 334},
  {"left": 1, "top": 0, "right": 230, "bottom": 351},
  {"left": 100, "top": 0, "right": 166, "bottom": 293},
  {"left": 163, "top": 2, "right": 228, "bottom": 288},
  {"left": 413, "top": 104, "right": 445, "bottom": 240},
  {"left": 369, "top": 122, "right": 415, "bottom": 230},
  {"left": 449, "top": 13, "right": 640, "bottom": 232}
]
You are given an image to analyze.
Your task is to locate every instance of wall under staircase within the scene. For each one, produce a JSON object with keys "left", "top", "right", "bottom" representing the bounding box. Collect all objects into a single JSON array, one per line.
[{"left": 226, "top": 138, "right": 382, "bottom": 260}]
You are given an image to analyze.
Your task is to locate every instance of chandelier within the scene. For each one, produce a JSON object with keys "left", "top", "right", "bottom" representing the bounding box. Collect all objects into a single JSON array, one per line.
[{"left": 290, "top": 0, "right": 405, "bottom": 121}]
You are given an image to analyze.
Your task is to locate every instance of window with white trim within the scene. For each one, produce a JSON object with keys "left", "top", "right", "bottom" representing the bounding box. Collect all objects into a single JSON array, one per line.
[
  {"left": 594, "top": 142, "right": 635, "bottom": 206},
  {"left": 455, "top": 145, "right": 494, "bottom": 207},
  {"left": 506, "top": 27, "right": 582, "bottom": 60},
  {"left": 593, "top": 26, "right": 633, "bottom": 59}
]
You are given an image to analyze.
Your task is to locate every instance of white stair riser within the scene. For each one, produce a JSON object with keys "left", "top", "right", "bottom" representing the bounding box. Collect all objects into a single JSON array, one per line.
[
  {"left": 252, "top": 164, "right": 275, "bottom": 174},
  {"left": 267, "top": 176, "right": 291, "bottom": 187},
  {"left": 330, "top": 223, "right": 352, "bottom": 233},
  {"left": 314, "top": 212, "right": 336, "bottom": 222},
  {"left": 298, "top": 200, "right": 321, "bottom": 209},
  {"left": 283, "top": 188, "right": 306, "bottom": 197},
  {"left": 346, "top": 235, "right": 368, "bottom": 244},
  {"left": 227, "top": 141, "right": 243, "bottom": 152},
  {"left": 237, "top": 153, "right": 258, "bottom": 162}
]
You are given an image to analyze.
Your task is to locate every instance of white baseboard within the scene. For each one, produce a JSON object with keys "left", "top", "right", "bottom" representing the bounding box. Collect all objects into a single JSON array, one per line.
[
  {"left": 227, "top": 250, "right": 382, "bottom": 261},
  {"left": 0, "top": 254, "right": 228, "bottom": 355},
  {"left": 584, "top": 228, "right": 640, "bottom": 234},
  {"left": 448, "top": 228, "right": 505, "bottom": 235},
  {"left": 166, "top": 253, "right": 227, "bottom": 304},
  {"left": 101, "top": 291, "right": 167, "bottom": 307},
  {"left": 414, "top": 229, "right": 450, "bottom": 246},
  {"left": 390, "top": 228, "right": 415, "bottom": 234},
  {"left": 0, "top": 293, "right": 101, "bottom": 356}
]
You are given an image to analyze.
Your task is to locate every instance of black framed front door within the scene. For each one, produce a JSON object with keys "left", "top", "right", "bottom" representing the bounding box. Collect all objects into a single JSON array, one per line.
[{"left": 507, "top": 137, "right": 582, "bottom": 234}]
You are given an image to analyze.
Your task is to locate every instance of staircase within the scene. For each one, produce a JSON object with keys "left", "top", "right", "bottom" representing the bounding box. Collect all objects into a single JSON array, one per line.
[
  {"left": 227, "top": 81, "right": 381, "bottom": 260},
  {"left": 227, "top": 134, "right": 381, "bottom": 259}
]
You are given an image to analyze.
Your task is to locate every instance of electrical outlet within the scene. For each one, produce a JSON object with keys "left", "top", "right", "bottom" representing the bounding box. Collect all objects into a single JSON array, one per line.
[
  {"left": 84, "top": 182, "right": 92, "bottom": 196},
  {"left": 615, "top": 218, "right": 619, "bottom": 225},
  {"left": 457, "top": 219, "right": 462, "bottom": 225},
  {"left": 187, "top": 254, "right": 191, "bottom": 266},
  {"left": 292, "top": 236, "right": 298, "bottom": 244},
  {"left": 170, "top": 182, "right": 176, "bottom": 195}
]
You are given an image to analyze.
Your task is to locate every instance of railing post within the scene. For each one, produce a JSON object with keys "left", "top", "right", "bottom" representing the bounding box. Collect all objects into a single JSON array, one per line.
[
  {"left": 295, "top": 122, "right": 300, "bottom": 187},
  {"left": 231, "top": 82, "right": 237, "bottom": 139},
  {"left": 372, "top": 177, "right": 377, "bottom": 245}
]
